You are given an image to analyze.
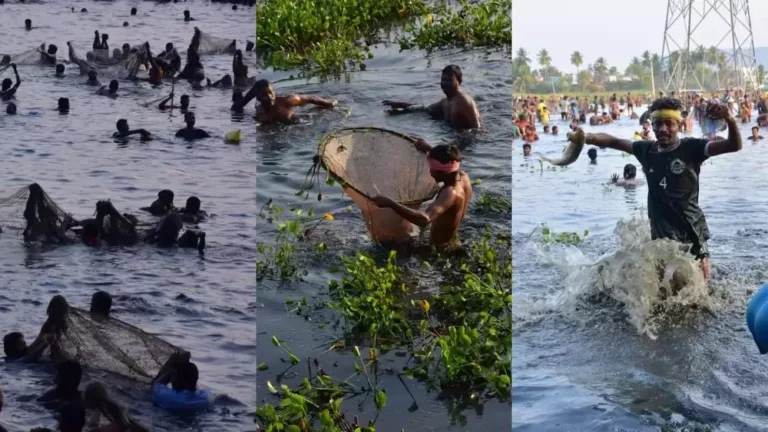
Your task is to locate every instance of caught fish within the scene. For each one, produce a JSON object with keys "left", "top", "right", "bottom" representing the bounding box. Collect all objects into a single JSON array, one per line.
[{"left": 539, "top": 128, "right": 586, "bottom": 166}]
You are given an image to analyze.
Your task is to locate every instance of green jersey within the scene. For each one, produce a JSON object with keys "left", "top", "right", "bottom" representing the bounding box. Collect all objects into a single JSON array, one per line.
[{"left": 631, "top": 138, "right": 711, "bottom": 258}]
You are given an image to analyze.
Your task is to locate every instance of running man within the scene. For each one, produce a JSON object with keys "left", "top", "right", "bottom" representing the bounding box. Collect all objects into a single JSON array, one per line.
[
  {"left": 582, "top": 97, "right": 742, "bottom": 279},
  {"left": 372, "top": 139, "right": 471, "bottom": 247},
  {"left": 382, "top": 65, "right": 481, "bottom": 129}
]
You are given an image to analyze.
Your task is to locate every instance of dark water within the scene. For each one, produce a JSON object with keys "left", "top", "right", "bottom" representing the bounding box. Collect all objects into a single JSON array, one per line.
[
  {"left": 0, "top": 1, "right": 256, "bottom": 430},
  {"left": 255, "top": 46, "right": 511, "bottom": 430},
  {"left": 512, "top": 110, "right": 768, "bottom": 431}
]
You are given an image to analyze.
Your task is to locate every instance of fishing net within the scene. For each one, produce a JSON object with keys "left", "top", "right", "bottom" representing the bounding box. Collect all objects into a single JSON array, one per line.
[
  {"left": 93, "top": 201, "right": 142, "bottom": 246},
  {"left": 57, "top": 308, "right": 183, "bottom": 382},
  {"left": 318, "top": 128, "right": 438, "bottom": 242},
  {"left": 0, "top": 183, "right": 77, "bottom": 242},
  {"left": 2, "top": 44, "right": 55, "bottom": 66},
  {"left": 197, "top": 29, "right": 237, "bottom": 55},
  {"left": 68, "top": 43, "right": 141, "bottom": 80}
]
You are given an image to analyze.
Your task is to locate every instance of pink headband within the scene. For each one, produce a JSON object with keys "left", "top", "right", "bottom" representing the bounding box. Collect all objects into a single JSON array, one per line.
[{"left": 427, "top": 155, "right": 460, "bottom": 173}]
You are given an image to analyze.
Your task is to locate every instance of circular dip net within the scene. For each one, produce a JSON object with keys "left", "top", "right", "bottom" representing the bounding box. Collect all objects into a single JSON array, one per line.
[
  {"left": 319, "top": 127, "right": 438, "bottom": 242},
  {"left": 58, "top": 308, "right": 183, "bottom": 382}
]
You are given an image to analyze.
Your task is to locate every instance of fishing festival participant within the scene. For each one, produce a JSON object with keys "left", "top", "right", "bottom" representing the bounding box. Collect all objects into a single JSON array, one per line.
[
  {"left": 0, "top": 64, "right": 21, "bottom": 101},
  {"left": 582, "top": 97, "right": 742, "bottom": 279},
  {"left": 151, "top": 352, "right": 211, "bottom": 411},
  {"left": 235, "top": 79, "right": 338, "bottom": 123},
  {"left": 372, "top": 139, "right": 471, "bottom": 248},
  {"left": 382, "top": 65, "right": 481, "bottom": 129},
  {"left": 175, "top": 112, "right": 210, "bottom": 140}
]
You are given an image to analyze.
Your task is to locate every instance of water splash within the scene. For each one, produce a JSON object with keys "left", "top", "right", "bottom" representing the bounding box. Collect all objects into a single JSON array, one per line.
[{"left": 548, "top": 216, "right": 722, "bottom": 338}]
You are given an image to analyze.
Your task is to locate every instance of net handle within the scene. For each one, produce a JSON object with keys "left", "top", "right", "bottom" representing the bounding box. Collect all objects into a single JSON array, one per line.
[{"left": 317, "top": 127, "right": 439, "bottom": 205}]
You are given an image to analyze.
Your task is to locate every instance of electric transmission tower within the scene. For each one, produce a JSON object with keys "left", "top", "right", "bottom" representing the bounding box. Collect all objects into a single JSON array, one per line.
[{"left": 661, "top": 0, "right": 757, "bottom": 93}]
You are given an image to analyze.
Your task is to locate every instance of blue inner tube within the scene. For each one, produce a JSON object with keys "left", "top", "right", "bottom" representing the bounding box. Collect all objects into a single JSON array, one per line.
[{"left": 746, "top": 283, "right": 768, "bottom": 354}]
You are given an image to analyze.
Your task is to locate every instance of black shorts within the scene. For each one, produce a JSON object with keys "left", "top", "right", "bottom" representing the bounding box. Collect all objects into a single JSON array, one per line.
[{"left": 628, "top": 104, "right": 633, "bottom": 109}]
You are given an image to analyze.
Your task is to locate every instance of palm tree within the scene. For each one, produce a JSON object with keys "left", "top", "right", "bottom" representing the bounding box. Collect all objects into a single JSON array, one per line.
[
  {"left": 593, "top": 57, "right": 608, "bottom": 84},
  {"left": 537, "top": 49, "right": 552, "bottom": 81},
  {"left": 577, "top": 70, "right": 592, "bottom": 91},
  {"left": 571, "top": 51, "right": 583, "bottom": 77},
  {"left": 515, "top": 48, "right": 531, "bottom": 66},
  {"left": 642, "top": 51, "right": 655, "bottom": 94}
]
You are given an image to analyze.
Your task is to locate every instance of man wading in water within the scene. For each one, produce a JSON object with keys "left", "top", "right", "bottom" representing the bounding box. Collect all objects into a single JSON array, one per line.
[
  {"left": 382, "top": 65, "right": 481, "bottom": 129},
  {"left": 233, "top": 79, "right": 338, "bottom": 122},
  {"left": 583, "top": 97, "right": 742, "bottom": 279},
  {"left": 372, "top": 139, "right": 471, "bottom": 247}
]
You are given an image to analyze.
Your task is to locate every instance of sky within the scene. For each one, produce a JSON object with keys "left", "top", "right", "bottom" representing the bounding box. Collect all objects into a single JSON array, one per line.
[{"left": 513, "top": 0, "right": 768, "bottom": 73}]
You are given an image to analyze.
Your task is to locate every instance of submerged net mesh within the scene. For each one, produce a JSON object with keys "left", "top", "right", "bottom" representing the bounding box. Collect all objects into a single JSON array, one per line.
[
  {"left": 68, "top": 43, "right": 141, "bottom": 80},
  {"left": 319, "top": 128, "right": 438, "bottom": 242},
  {"left": 58, "top": 308, "right": 183, "bottom": 382},
  {"left": 0, "top": 184, "right": 76, "bottom": 241},
  {"left": 197, "top": 29, "right": 236, "bottom": 55}
]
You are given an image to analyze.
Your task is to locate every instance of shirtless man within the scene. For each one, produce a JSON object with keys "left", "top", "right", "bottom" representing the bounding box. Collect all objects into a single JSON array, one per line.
[
  {"left": 175, "top": 111, "right": 210, "bottom": 140},
  {"left": 85, "top": 70, "right": 100, "bottom": 86},
  {"left": 235, "top": 79, "right": 337, "bottom": 123},
  {"left": 96, "top": 80, "right": 119, "bottom": 97},
  {"left": 582, "top": 97, "right": 742, "bottom": 279},
  {"left": 178, "top": 27, "right": 204, "bottom": 82},
  {"left": 159, "top": 93, "right": 189, "bottom": 112},
  {"left": 382, "top": 65, "right": 480, "bottom": 129},
  {"left": 112, "top": 119, "right": 152, "bottom": 141},
  {"left": 55, "top": 64, "right": 65, "bottom": 78},
  {"left": 0, "top": 64, "right": 20, "bottom": 101},
  {"left": 372, "top": 139, "right": 471, "bottom": 247},
  {"left": 610, "top": 164, "right": 644, "bottom": 187}
]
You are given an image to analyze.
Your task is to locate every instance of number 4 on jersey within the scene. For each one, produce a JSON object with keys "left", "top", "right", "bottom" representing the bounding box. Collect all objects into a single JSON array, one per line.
[{"left": 659, "top": 177, "right": 667, "bottom": 189}]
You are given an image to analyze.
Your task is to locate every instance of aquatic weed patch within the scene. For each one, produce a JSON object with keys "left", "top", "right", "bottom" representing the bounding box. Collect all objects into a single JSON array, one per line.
[
  {"left": 256, "top": 0, "right": 429, "bottom": 75},
  {"left": 539, "top": 223, "right": 589, "bottom": 245},
  {"left": 257, "top": 228, "right": 511, "bottom": 429},
  {"left": 398, "top": 0, "right": 512, "bottom": 52}
]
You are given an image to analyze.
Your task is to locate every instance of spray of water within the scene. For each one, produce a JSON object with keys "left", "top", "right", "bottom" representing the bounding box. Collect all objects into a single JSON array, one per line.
[{"left": 547, "top": 216, "right": 722, "bottom": 339}]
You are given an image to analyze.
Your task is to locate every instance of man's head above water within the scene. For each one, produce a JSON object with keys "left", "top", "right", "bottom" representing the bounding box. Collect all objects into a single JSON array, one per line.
[
  {"left": 3, "top": 332, "right": 27, "bottom": 359},
  {"left": 184, "top": 111, "right": 196, "bottom": 127},
  {"left": 1, "top": 55, "right": 10, "bottom": 66},
  {"left": 56, "top": 64, "right": 65, "bottom": 75},
  {"left": 185, "top": 196, "right": 201, "bottom": 213},
  {"left": 623, "top": 163, "right": 637, "bottom": 180},
  {"left": 47, "top": 44, "right": 58, "bottom": 55},
  {"left": 427, "top": 144, "right": 462, "bottom": 182},
  {"left": 440, "top": 64, "right": 462, "bottom": 97},
  {"left": 6, "top": 103, "right": 16, "bottom": 115},
  {"left": 108, "top": 80, "right": 119, "bottom": 94},
  {"left": 648, "top": 97, "right": 684, "bottom": 147},
  {"left": 1, "top": 78, "right": 11, "bottom": 92},
  {"left": 254, "top": 79, "right": 274, "bottom": 106},
  {"left": 90, "top": 290, "right": 112, "bottom": 316}
]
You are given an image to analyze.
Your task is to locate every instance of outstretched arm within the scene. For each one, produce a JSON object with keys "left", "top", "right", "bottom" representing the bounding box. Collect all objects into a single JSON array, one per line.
[
  {"left": 372, "top": 187, "right": 457, "bottom": 227},
  {"left": 584, "top": 132, "right": 633, "bottom": 154},
  {"left": 289, "top": 94, "right": 337, "bottom": 108},
  {"left": 159, "top": 93, "right": 174, "bottom": 110},
  {"left": 11, "top": 65, "right": 20, "bottom": 90}
]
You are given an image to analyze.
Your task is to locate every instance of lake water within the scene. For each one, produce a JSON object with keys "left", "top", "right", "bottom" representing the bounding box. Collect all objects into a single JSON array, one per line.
[
  {"left": 255, "top": 45, "right": 512, "bottom": 430},
  {"left": 0, "top": 1, "right": 256, "bottom": 430},
  {"left": 512, "top": 107, "right": 768, "bottom": 431}
]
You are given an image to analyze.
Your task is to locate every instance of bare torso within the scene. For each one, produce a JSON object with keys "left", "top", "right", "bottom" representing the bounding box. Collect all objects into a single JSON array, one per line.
[
  {"left": 255, "top": 95, "right": 296, "bottom": 123},
  {"left": 439, "top": 92, "right": 480, "bottom": 129},
  {"left": 430, "top": 172, "right": 472, "bottom": 246}
]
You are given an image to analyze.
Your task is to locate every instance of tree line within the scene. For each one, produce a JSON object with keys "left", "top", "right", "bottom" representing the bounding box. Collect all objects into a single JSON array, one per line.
[{"left": 512, "top": 47, "right": 767, "bottom": 94}]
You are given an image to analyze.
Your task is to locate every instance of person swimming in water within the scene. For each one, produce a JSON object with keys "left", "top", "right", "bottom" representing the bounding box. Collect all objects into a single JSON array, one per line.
[
  {"left": 0, "top": 64, "right": 20, "bottom": 101},
  {"left": 158, "top": 43, "right": 182, "bottom": 75},
  {"left": 183, "top": 10, "right": 194, "bottom": 21},
  {"left": 3, "top": 331, "right": 54, "bottom": 363},
  {"left": 85, "top": 70, "right": 100, "bottom": 86},
  {"left": 610, "top": 163, "right": 643, "bottom": 187},
  {"left": 178, "top": 27, "right": 204, "bottom": 82},
  {"left": 6, "top": 103, "right": 16, "bottom": 115},
  {"left": 159, "top": 93, "right": 190, "bottom": 112},
  {"left": 39, "top": 44, "right": 58, "bottom": 66},
  {"left": 90, "top": 291, "right": 112, "bottom": 321},
  {"left": 234, "top": 79, "right": 337, "bottom": 122},
  {"left": 144, "top": 212, "right": 206, "bottom": 251},
  {"left": 37, "top": 359, "right": 83, "bottom": 409},
  {"left": 175, "top": 111, "right": 210, "bottom": 140},
  {"left": 142, "top": 42, "right": 164, "bottom": 86},
  {"left": 55, "top": 64, "right": 65, "bottom": 78},
  {"left": 587, "top": 147, "right": 597, "bottom": 164},
  {"left": 382, "top": 65, "right": 481, "bottom": 129},
  {"left": 372, "top": 140, "right": 471, "bottom": 248},
  {"left": 113, "top": 119, "right": 152, "bottom": 141},
  {"left": 57, "top": 97, "right": 70, "bottom": 113},
  {"left": 142, "top": 190, "right": 175, "bottom": 215},
  {"left": 96, "top": 80, "right": 119, "bottom": 97},
  {"left": 749, "top": 125, "right": 764, "bottom": 142},
  {"left": 179, "top": 196, "right": 206, "bottom": 224},
  {"left": 523, "top": 143, "right": 531, "bottom": 156},
  {"left": 151, "top": 352, "right": 211, "bottom": 412}
]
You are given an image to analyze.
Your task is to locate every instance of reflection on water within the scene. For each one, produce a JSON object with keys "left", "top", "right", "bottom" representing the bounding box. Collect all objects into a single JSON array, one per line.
[
  {"left": 255, "top": 46, "right": 511, "bottom": 430},
  {"left": 513, "top": 110, "right": 768, "bottom": 431},
  {"left": 0, "top": 1, "right": 255, "bottom": 430}
]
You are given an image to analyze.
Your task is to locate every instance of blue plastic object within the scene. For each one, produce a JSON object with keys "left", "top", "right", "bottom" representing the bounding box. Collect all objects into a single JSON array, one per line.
[{"left": 746, "top": 284, "right": 768, "bottom": 354}]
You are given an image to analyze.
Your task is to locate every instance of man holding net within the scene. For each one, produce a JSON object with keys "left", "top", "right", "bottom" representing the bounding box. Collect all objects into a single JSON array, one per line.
[
  {"left": 580, "top": 97, "right": 742, "bottom": 279},
  {"left": 382, "top": 65, "right": 481, "bottom": 130},
  {"left": 372, "top": 139, "right": 472, "bottom": 248}
]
